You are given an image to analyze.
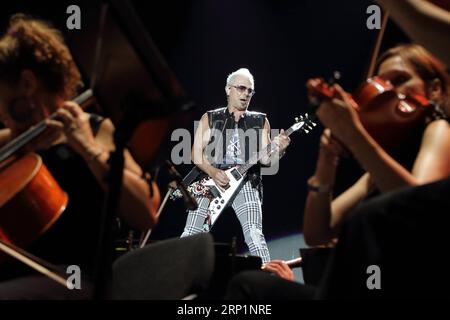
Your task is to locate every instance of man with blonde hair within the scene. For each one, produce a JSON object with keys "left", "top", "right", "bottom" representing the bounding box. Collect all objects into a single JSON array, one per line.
[{"left": 180, "top": 68, "right": 290, "bottom": 263}]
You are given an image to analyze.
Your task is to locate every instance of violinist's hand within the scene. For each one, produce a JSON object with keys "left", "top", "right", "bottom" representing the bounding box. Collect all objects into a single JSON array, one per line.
[
  {"left": 261, "top": 260, "right": 295, "bottom": 282},
  {"left": 54, "top": 102, "right": 102, "bottom": 158},
  {"left": 319, "top": 128, "right": 348, "bottom": 162},
  {"left": 316, "top": 84, "right": 364, "bottom": 148}
]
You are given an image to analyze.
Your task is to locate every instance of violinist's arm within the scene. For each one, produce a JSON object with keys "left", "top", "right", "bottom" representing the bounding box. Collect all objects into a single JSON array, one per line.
[
  {"left": 347, "top": 118, "right": 450, "bottom": 192},
  {"left": 0, "top": 128, "right": 11, "bottom": 147},
  {"left": 303, "top": 136, "right": 372, "bottom": 246},
  {"left": 83, "top": 118, "right": 158, "bottom": 230},
  {"left": 376, "top": 0, "right": 450, "bottom": 66},
  {"left": 317, "top": 86, "right": 450, "bottom": 192}
]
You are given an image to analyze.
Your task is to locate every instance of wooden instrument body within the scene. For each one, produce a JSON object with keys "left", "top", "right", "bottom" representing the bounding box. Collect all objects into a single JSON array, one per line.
[
  {"left": 354, "top": 77, "right": 429, "bottom": 150},
  {"left": 307, "top": 76, "right": 430, "bottom": 150},
  {"left": 0, "top": 153, "right": 68, "bottom": 264}
]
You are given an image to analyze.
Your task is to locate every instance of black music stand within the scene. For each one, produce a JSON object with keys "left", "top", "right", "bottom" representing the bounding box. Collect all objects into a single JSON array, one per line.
[{"left": 68, "top": 0, "right": 193, "bottom": 299}]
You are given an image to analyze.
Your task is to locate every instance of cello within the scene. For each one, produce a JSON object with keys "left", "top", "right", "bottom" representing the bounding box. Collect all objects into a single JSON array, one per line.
[
  {"left": 0, "top": 89, "right": 96, "bottom": 257},
  {"left": 0, "top": 90, "right": 93, "bottom": 283}
]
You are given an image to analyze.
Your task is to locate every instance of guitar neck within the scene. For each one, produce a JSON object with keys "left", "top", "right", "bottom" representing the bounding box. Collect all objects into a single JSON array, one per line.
[{"left": 237, "top": 125, "right": 297, "bottom": 176}]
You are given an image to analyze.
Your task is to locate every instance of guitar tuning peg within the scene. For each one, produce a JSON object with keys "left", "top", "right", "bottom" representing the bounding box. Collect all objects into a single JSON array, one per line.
[{"left": 295, "top": 117, "right": 299, "bottom": 122}]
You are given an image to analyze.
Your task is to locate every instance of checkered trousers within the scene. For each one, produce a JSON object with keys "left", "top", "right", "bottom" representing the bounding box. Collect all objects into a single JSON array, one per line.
[{"left": 180, "top": 180, "right": 271, "bottom": 263}]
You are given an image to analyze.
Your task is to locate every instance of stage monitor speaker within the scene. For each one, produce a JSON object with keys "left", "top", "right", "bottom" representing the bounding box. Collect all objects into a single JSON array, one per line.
[
  {"left": 112, "top": 233, "right": 214, "bottom": 300},
  {"left": 199, "top": 243, "right": 262, "bottom": 299}
]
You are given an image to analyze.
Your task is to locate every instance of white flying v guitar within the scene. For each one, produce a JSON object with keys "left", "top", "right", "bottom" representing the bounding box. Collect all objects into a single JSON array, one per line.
[{"left": 188, "top": 113, "right": 317, "bottom": 230}]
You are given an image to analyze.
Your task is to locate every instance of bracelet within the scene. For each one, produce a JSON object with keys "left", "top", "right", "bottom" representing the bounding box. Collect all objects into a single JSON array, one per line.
[{"left": 307, "top": 178, "right": 333, "bottom": 194}]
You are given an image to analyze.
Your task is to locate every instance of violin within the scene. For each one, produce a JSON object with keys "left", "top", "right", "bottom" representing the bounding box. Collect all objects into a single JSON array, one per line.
[{"left": 307, "top": 76, "right": 431, "bottom": 150}]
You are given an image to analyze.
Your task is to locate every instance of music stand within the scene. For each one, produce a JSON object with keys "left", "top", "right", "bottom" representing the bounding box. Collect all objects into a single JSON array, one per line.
[{"left": 68, "top": 0, "right": 193, "bottom": 298}]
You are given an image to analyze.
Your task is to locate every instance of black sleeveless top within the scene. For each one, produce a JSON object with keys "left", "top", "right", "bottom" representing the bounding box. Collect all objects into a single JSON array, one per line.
[
  {"left": 0, "top": 114, "right": 106, "bottom": 279},
  {"left": 205, "top": 107, "right": 266, "bottom": 199}
]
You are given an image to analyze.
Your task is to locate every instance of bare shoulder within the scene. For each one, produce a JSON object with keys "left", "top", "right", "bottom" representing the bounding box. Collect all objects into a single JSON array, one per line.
[
  {"left": 200, "top": 112, "right": 209, "bottom": 123},
  {"left": 424, "top": 118, "right": 450, "bottom": 132},
  {"left": 263, "top": 117, "right": 270, "bottom": 129},
  {"left": 421, "top": 119, "right": 450, "bottom": 147}
]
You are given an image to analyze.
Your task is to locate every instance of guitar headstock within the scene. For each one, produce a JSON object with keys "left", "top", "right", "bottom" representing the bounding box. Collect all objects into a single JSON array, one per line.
[{"left": 291, "top": 113, "right": 317, "bottom": 134}]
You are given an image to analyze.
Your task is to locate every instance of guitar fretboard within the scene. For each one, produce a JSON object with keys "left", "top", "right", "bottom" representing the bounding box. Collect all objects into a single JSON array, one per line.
[{"left": 237, "top": 123, "right": 300, "bottom": 176}]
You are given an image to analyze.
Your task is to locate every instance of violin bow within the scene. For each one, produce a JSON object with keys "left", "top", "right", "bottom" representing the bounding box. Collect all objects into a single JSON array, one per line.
[
  {"left": 0, "top": 239, "right": 69, "bottom": 288},
  {"left": 365, "top": 10, "right": 390, "bottom": 79}
]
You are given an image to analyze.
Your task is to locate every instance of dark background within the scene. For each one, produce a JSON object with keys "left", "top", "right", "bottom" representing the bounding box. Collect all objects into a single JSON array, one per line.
[{"left": 1, "top": 0, "right": 409, "bottom": 252}]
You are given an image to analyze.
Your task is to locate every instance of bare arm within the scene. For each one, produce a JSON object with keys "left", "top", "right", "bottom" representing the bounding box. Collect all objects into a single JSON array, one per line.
[
  {"left": 192, "top": 113, "right": 216, "bottom": 176},
  {"left": 317, "top": 86, "right": 450, "bottom": 193},
  {"left": 53, "top": 102, "right": 158, "bottom": 230},
  {"left": 304, "top": 174, "right": 372, "bottom": 246},
  {"left": 376, "top": 0, "right": 450, "bottom": 66},
  {"left": 80, "top": 119, "right": 159, "bottom": 230},
  {"left": 192, "top": 113, "right": 230, "bottom": 187},
  {"left": 411, "top": 119, "right": 450, "bottom": 182},
  {"left": 348, "top": 119, "right": 450, "bottom": 191},
  {"left": 303, "top": 130, "right": 373, "bottom": 246},
  {"left": 259, "top": 118, "right": 272, "bottom": 166}
]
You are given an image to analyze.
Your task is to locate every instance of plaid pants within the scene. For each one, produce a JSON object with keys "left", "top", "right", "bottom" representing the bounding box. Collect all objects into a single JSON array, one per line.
[{"left": 181, "top": 180, "right": 271, "bottom": 263}]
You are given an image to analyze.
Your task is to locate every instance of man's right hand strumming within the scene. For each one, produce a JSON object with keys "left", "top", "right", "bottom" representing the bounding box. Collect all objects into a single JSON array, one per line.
[{"left": 209, "top": 167, "right": 230, "bottom": 189}]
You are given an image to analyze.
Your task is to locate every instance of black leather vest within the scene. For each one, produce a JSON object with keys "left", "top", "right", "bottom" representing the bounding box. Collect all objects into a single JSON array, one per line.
[{"left": 205, "top": 107, "right": 266, "bottom": 200}]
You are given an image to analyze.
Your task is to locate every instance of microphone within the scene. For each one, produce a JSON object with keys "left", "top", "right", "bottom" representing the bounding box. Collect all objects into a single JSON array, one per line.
[{"left": 166, "top": 160, "right": 198, "bottom": 210}]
